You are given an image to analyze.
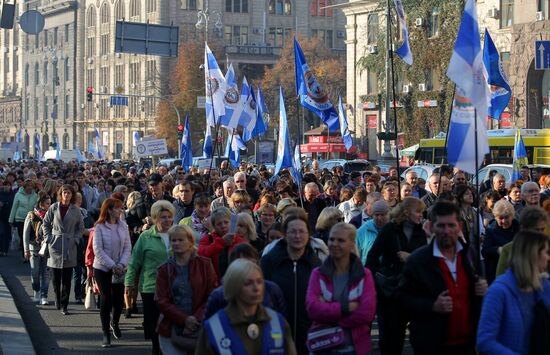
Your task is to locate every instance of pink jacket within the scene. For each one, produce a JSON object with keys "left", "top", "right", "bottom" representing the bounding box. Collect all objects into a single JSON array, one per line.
[{"left": 306, "top": 254, "right": 377, "bottom": 354}]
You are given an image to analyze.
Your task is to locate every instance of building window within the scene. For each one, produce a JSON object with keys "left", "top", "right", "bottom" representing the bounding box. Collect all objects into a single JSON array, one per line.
[
  {"left": 65, "top": 95, "right": 70, "bottom": 120},
  {"left": 34, "top": 34, "right": 39, "bottom": 49},
  {"left": 44, "top": 97, "right": 48, "bottom": 121},
  {"left": 25, "top": 64, "right": 29, "bottom": 84},
  {"left": 86, "top": 37, "right": 95, "bottom": 57},
  {"left": 101, "top": 34, "right": 110, "bottom": 55},
  {"left": 311, "top": 29, "right": 333, "bottom": 48},
  {"left": 182, "top": 0, "right": 202, "bottom": 10},
  {"left": 500, "top": 0, "right": 514, "bottom": 28},
  {"left": 501, "top": 51, "right": 511, "bottom": 78},
  {"left": 64, "top": 58, "right": 69, "bottom": 81},
  {"left": 268, "top": 27, "right": 292, "bottom": 47},
  {"left": 367, "top": 13, "right": 378, "bottom": 45},
  {"left": 34, "top": 63, "right": 39, "bottom": 84},
  {"left": 43, "top": 29, "right": 48, "bottom": 47},
  {"left": 43, "top": 62, "right": 48, "bottom": 84},
  {"left": 269, "top": 0, "right": 291, "bottom": 15},
  {"left": 87, "top": 7, "right": 96, "bottom": 28},
  {"left": 34, "top": 98, "right": 39, "bottom": 122},
  {"left": 53, "top": 27, "right": 58, "bottom": 45},
  {"left": 367, "top": 71, "right": 378, "bottom": 95},
  {"left": 428, "top": 7, "right": 440, "bottom": 38},
  {"left": 224, "top": 25, "right": 248, "bottom": 45},
  {"left": 101, "top": 3, "right": 110, "bottom": 24},
  {"left": 146, "top": 0, "right": 156, "bottom": 13},
  {"left": 311, "top": 0, "right": 332, "bottom": 17},
  {"left": 130, "top": 0, "right": 141, "bottom": 19},
  {"left": 114, "top": 65, "right": 125, "bottom": 118},
  {"left": 226, "top": 0, "right": 248, "bottom": 13},
  {"left": 65, "top": 24, "right": 70, "bottom": 42},
  {"left": 115, "top": 0, "right": 125, "bottom": 19}
]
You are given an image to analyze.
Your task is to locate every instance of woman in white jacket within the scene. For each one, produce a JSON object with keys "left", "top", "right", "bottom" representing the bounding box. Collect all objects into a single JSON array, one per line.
[{"left": 92, "top": 198, "right": 131, "bottom": 348}]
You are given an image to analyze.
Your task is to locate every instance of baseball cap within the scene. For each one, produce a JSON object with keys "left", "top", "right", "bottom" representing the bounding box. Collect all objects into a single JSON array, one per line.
[{"left": 148, "top": 173, "right": 163, "bottom": 185}]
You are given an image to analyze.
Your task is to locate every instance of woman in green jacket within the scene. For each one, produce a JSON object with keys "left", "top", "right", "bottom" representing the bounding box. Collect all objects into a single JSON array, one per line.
[
  {"left": 9, "top": 179, "right": 38, "bottom": 259},
  {"left": 125, "top": 200, "right": 174, "bottom": 355}
]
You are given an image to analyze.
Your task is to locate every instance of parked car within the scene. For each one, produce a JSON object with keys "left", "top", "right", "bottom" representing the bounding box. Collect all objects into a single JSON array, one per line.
[
  {"left": 320, "top": 159, "right": 371, "bottom": 173},
  {"left": 159, "top": 158, "right": 182, "bottom": 167},
  {"left": 400, "top": 164, "right": 438, "bottom": 182}
]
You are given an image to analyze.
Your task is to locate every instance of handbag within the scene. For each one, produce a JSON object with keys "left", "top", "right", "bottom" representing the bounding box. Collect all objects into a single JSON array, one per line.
[
  {"left": 374, "top": 233, "right": 403, "bottom": 298},
  {"left": 306, "top": 324, "right": 346, "bottom": 352},
  {"left": 84, "top": 279, "right": 97, "bottom": 310},
  {"left": 530, "top": 296, "right": 550, "bottom": 355},
  {"left": 38, "top": 241, "right": 49, "bottom": 258},
  {"left": 10, "top": 227, "right": 19, "bottom": 251}
]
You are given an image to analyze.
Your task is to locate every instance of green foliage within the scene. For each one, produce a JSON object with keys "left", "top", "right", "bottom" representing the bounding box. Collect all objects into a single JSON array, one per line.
[{"left": 357, "top": 0, "right": 464, "bottom": 146}]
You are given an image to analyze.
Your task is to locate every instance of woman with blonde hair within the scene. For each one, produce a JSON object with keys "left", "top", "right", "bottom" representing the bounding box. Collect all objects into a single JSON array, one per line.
[
  {"left": 125, "top": 200, "right": 175, "bottom": 355},
  {"left": 196, "top": 259, "right": 297, "bottom": 355},
  {"left": 155, "top": 225, "right": 217, "bottom": 355},
  {"left": 477, "top": 230, "right": 550, "bottom": 354},
  {"left": 313, "top": 207, "right": 344, "bottom": 244},
  {"left": 235, "top": 212, "right": 263, "bottom": 252},
  {"left": 366, "top": 196, "right": 427, "bottom": 354}
]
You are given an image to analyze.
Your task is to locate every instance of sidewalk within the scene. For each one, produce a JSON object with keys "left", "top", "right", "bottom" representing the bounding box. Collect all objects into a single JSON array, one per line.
[{"left": 0, "top": 275, "right": 35, "bottom": 355}]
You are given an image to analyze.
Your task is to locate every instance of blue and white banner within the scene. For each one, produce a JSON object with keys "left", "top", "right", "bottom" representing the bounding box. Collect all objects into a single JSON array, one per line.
[
  {"left": 35, "top": 134, "right": 41, "bottom": 161},
  {"left": 446, "top": 0, "right": 490, "bottom": 174},
  {"left": 273, "top": 87, "right": 295, "bottom": 178},
  {"left": 224, "top": 129, "right": 246, "bottom": 168},
  {"left": 394, "top": 0, "right": 413, "bottom": 65},
  {"left": 220, "top": 63, "right": 240, "bottom": 129},
  {"left": 338, "top": 96, "right": 353, "bottom": 152},
  {"left": 204, "top": 43, "right": 226, "bottom": 127},
  {"left": 88, "top": 141, "right": 97, "bottom": 158},
  {"left": 13, "top": 130, "right": 22, "bottom": 161},
  {"left": 237, "top": 77, "right": 257, "bottom": 139},
  {"left": 483, "top": 29, "right": 512, "bottom": 120},
  {"left": 512, "top": 129, "right": 528, "bottom": 182},
  {"left": 290, "top": 143, "right": 302, "bottom": 189},
  {"left": 75, "top": 142, "right": 84, "bottom": 162},
  {"left": 203, "top": 124, "right": 213, "bottom": 159},
  {"left": 257, "top": 86, "right": 270, "bottom": 126},
  {"left": 181, "top": 114, "right": 193, "bottom": 172},
  {"left": 133, "top": 131, "right": 140, "bottom": 146},
  {"left": 95, "top": 128, "right": 103, "bottom": 159},
  {"left": 294, "top": 38, "right": 340, "bottom": 132}
]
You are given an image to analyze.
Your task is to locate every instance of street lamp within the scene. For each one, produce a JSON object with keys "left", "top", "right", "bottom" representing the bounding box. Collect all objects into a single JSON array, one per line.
[
  {"left": 45, "top": 47, "right": 62, "bottom": 150},
  {"left": 195, "top": 1, "right": 223, "bottom": 42}
]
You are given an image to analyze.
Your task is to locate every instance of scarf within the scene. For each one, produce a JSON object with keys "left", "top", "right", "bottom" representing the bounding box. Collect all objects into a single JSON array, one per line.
[
  {"left": 33, "top": 207, "right": 47, "bottom": 220},
  {"left": 191, "top": 210, "right": 210, "bottom": 237}
]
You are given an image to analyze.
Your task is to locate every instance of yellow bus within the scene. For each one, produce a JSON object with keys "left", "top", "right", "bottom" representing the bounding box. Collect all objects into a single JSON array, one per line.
[{"left": 415, "top": 129, "right": 550, "bottom": 165}]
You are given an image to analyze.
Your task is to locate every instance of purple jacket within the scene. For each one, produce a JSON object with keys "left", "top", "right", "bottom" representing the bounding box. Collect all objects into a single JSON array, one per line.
[{"left": 306, "top": 254, "right": 377, "bottom": 354}]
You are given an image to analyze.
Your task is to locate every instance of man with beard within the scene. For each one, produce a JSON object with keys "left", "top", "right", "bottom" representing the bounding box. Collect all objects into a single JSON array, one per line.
[{"left": 397, "top": 201, "right": 488, "bottom": 355}]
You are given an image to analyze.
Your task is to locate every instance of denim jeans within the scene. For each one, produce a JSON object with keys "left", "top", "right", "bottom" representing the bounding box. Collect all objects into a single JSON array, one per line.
[
  {"left": 29, "top": 252, "right": 50, "bottom": 298},
  {"left": 72, "top": 264, "right": 84, "bottom": 300}
]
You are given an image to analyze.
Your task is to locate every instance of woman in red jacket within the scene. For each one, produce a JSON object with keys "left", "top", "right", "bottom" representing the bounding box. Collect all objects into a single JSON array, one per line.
[
  {"left": 198, "top": 207, "right": 245, "bottom": 281},
  {"left": 155, "top": 224, "right": 217, "bottom": 355}
]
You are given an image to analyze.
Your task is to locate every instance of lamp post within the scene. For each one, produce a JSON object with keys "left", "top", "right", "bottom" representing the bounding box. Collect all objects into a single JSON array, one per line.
[
  {"left": 195, "top": 0, "right": 223, "bottom": 42},
  {"left": 44, "top": 47, "right": 62, "bottom": 150}
]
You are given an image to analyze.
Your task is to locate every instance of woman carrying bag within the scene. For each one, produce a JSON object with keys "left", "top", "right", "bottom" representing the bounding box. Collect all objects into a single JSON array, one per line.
[
  {"left": 155, "top": 224, "right": 217, "bottom": 355},
  {"left": 42, "top": 184, "right": 84, "bottom": 315},
  {"left": 92, "top": 198, "right": 132, "bottom": 348}
]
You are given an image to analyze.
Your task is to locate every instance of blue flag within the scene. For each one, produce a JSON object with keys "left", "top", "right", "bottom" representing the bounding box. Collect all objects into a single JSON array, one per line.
[
  {"left": 273, "top": 87, "right": 294, "bottom": 178},
  {"left": 13, "top": 130, "right": 22, "bottom": 161},
  {"left": 290, "top": 143, "right": 302, "bottom": 189},
  {"left": 95, "top": 129, "right": 103, "bottom": 159},
  {"left": 88, "top": 141, "right": 97, "bottom": 158},
  {"left": 294, "top": 38, "right": 340, "bottom": 132},
  {"left": 257, "top": 86, "right": 270, "bottom": 125},
  {"left": 133, "top": 131, "right": 140, "bottom": 146},
  {"left": 338, "top": 96, "right": 353, "bottom": 152},
  {"left": 394, "top": 0, "right": 413, "bottom": 65},
  {"left": 446, "top": 0, "right": 490, "bottom": 174},
  {"left": 204, "top": 43, "right": 226, "bottom": 127},
  {"left": 250, "top": 86, "right": 268, "bottom": 139},
  {"left": 483, "top": 29, "right": 511, "bottom": 120},
  {"left": 75, "top": 142, "right": 84, "bottom": 162},
  {"left": 203, "top": 124, "right": 213, "bottom": 159},
  {"left": 34, "top": 134, "right": 41, "bottom": 161},
  {"left": 224, "top": 129, "right": 246, "bottom": 168},
  {"left": 55, "top": 139, "right": 60, "bottom": 160},
  {"left": 220, "top": 63, "right": 240, "bottom": 129},
  {"left": 512, "top": 130, "right": 528, "bottom": 182},
  {"left": 237, "top": 77, "right": 257, "bottom": 140},
  {"left": 181, "top": 114, "right": 193, "bottom": 172}
]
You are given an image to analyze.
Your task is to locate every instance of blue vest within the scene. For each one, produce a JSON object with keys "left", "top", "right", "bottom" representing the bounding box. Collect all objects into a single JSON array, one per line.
[{"left": 204, "top": 307, "right": 285, "bottom": 355}]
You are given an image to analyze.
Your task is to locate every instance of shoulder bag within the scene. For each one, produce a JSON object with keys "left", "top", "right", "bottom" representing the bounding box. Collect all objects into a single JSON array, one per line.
[{"left": 374, "top": 232, "right": 403, "bottom": 298}]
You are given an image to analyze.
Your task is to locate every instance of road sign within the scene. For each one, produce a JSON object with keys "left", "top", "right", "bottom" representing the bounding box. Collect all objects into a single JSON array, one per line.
[
  {"left": 134, "top": 138, "right": 168, "bottom": 157},
  {"left": 535, "top": 41, "right": 550, "bottom": 70},
  {"left": 110, "top": 96, "right": 129, "bottom": 106},
  {"left": 115, "top": 20, "right": 179, "bottom": 57},
  {"left": 19, "top": 10, "right": 45, "bottom": 34}
]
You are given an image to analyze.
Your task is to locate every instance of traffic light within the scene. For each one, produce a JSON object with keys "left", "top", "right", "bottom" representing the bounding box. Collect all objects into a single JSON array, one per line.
[
  {"left": 86, "top": 87, "right": 93, "bottom": 102},
  {"left": 177, "top": 124, "right": 184, "bottom": 139}
]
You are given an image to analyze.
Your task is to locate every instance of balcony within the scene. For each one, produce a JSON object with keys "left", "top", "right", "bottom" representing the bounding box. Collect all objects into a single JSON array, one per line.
[{"left": 225, "top": 45, "right": 282, "bottom": 56}]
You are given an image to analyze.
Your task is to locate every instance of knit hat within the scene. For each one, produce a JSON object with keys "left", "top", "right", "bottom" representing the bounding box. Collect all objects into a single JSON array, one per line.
[{"left": 371, "top": 200, "right": 390, "bottom": 214}]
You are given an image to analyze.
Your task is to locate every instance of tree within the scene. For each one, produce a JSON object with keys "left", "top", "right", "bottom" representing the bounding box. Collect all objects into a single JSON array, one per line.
[
  {"left": 259, "top": 35, "right": 346, "bottom": 143},
  {"left": 155, "top": 39, "right": 224, "bottom": 154}
]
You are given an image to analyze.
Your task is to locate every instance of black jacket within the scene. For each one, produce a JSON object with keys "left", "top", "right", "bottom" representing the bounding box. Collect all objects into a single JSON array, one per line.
[
  {"left": 298, "top": 198, "right": 327, "bottom": 232},
  {"left": 260, "top": 238, "right": 321, "bottom": 355},
  {"left": 126, "top": 192, "right": 174, "bottom": 231},
  {"left": 481, "top": 219, "right": 520, "bottom": 283},
  {"left": 366, "top": 221, "right": 427, "bottom": 276},
  {"left": 397, "top": 241, "right": 483, "bottom": 355}
]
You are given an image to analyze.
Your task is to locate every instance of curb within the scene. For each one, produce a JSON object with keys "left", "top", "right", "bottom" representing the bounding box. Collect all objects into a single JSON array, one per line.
[{"left": 0, "top": 276, "right": 35, "bottom": 355}]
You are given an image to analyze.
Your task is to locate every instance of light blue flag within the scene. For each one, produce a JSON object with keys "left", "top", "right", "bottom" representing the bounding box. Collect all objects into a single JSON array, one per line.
[
  {"left": 483, "top": 29, "right": 511, "bottom": 120},
  {"left": 224, "top": 129, "right": 246, "bottom": 168},
  {"left": 290, "top": 143, "right": 302, "bottom": 189},
  {"left": 446, "top": 0, "right": 490, "bottom": 174},
  {"left": 250, "top": 86, "right": 268, "bottom": 140},
  {"left": 133, "top": 131, "right": 140, "bottom": 146},
  {"left": 34, "top": 134, "right": 41, "bottom": 161},
  {"left": 95, "top": 129, "right": 103, "bottom": 159},
  {"left": 75, "top": 142, "right": 84, "bottom": 162},
  {"left": 219, "top": 63, "right": 240, "bottom": 129},
  {"left": 181, "top": 114, "right": 193, "bottom": 172},
  {"left": 243, "top": 85, "right": 264, "bottom": 142},
  {"left": 13, "top": 130, "right": 22, "bottom": 161},
  {"left": 394, "top": 0, "right": 413, "bottom": 65},
  {"left": 230, "top": 76, "right": 255, "bottom": 131},
  {"left": 512, "top": 130, "right": 528, "bottom": 182},
  {"left": 55, "top": 139, "right": 60, "bottom": 160},
  {"left": 88, "top": 141, "right": 97, "bottom": 158},
  {"left": 257, "top": 86, "right": 270, "bottom": 125},
  {"left": 294, "top": 38, "right": 340, "bottom": 132},
  {"left": 203, "top": 124, "right": 213, "bottom": 159},
  {"left": 204, "top": 43, "right": 226, "bottom": 127},
  {"left": 273, "top": 87, "right": 294, "bottom": 178},
  {"left": 338, "top": 96, "right": 353, "bottom": 152}
]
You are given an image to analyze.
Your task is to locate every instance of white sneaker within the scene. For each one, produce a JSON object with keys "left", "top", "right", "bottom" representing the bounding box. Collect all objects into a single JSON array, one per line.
[
  {"left": 40, "top": 298, "right": 49, "bottom": 305},
  {"left": 33, "top": 291, "right": 40, "bottom": 302}
]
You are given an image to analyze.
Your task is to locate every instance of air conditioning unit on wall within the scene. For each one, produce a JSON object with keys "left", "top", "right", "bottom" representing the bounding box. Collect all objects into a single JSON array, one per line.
[
  {"left": 367, "top": 45, "right": 377, "bottom": 54},
  {"left": 418, "top": 83, "right": 426, "bottom": 92},
  {"left": 415, "top": 18, "right": 424, "bottom": 27},
  {"left": 487, "top": 8, "right": 499, "bottom": 19},
  {"left": 536, "top": 11, "right": 545, "bottom": 21},
  {"left": 403, "top": 84, "right": 410, "bottom": 93}
]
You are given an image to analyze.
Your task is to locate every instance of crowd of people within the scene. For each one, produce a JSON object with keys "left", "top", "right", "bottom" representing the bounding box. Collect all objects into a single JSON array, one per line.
[{"left": 0, "top": 158, "right": 549, "bottom": 355}]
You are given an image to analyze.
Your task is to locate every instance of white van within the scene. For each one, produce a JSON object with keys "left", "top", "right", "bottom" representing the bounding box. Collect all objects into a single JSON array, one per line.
[{"left": 43, "top": 149, "right": 79, "bottom": 162}]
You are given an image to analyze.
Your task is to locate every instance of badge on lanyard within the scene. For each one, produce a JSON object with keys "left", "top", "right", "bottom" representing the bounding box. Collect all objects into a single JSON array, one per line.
[{"left": 247, "top": 323, "right": 260, "bottom": 339}]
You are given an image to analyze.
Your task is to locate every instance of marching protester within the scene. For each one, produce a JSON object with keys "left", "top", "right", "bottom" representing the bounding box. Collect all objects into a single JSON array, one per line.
[
  {"left": 178, "top": 193, "right": 213, "bottom": 240},
  {"left": 9, "top": 179, "right": 38, "bottom": 260},
  {"left": 92, "top": 198, "right": 132, "bottom": 347},
  {"left": 0, "top": 180, "right": 14, "bottom": 256},
  {"left": 312, "top": 207, "right": 344, "bottom": 244}
]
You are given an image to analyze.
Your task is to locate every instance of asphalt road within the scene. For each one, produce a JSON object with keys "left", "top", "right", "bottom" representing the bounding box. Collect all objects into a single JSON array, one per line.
[{"left": 0, "top": 252, "right": 151, "bottom": 354}]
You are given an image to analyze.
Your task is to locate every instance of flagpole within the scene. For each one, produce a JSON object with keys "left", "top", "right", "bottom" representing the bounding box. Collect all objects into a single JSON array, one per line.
[
  {"left": 295, "top": 95, "right": 304, "bottom": 208},
  {"left": 388, "top": 11, "right": 401, "bottom": 194},
  {"left": 473, "top": 108, "right": 482, "bottom": 275},
  {"left": 204, "top": 50, "right": 222, "bottom": 193}
]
